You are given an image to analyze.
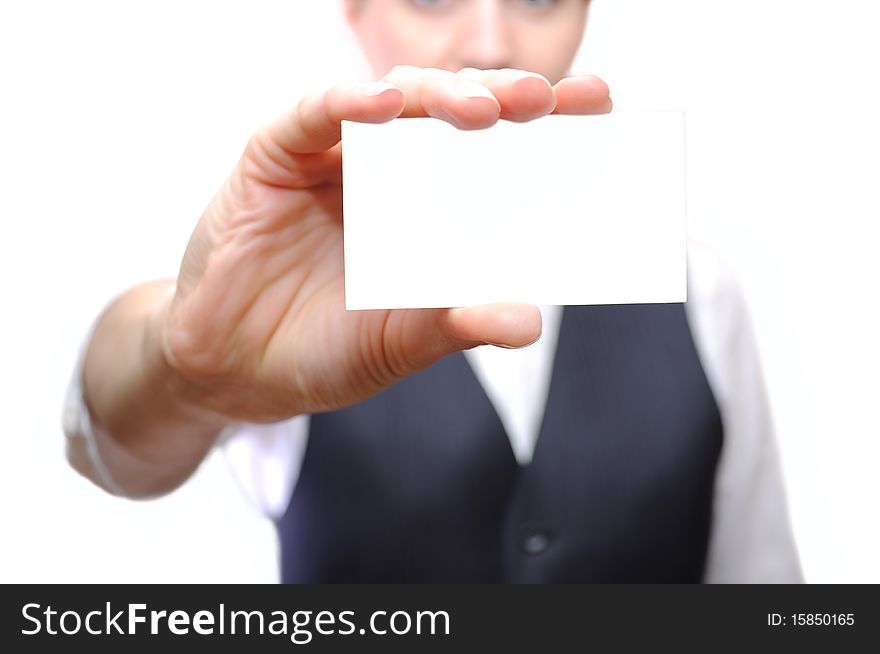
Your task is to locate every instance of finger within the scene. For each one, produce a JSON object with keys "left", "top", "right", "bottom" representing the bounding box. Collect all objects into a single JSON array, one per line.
[
  {"left": 456, "top": 68, "right": 558, "bottom": 122},
  {"left": 551, "top": 74, "right": 613, "bottom": 115},
  {"left": 258, "top": 81, "right": 406, "bottom": 157},
  {"left": 381, "top": 65, "right": 502, "bottom": 130}
]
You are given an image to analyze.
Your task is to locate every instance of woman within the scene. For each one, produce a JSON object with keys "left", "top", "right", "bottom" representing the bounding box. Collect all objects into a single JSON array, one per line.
[{"left": 64, "top": 0, "right": 802, "bottom": 582}]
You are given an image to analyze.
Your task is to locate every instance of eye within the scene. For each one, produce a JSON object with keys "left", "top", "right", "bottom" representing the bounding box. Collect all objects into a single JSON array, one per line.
[
  {"left": 408, "top": 0, "right": 452, "bottom": 8},
  {"left": 514, "top": 0, "right": 560, "bottom": 10},
  {"left": 509, "top": 0, "right": 561, "bottom": 16}
]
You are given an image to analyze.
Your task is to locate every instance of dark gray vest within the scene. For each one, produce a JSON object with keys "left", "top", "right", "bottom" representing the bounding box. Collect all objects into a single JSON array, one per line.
[{"left": 276, "top": 303, "right": 723, "bottom": 582}]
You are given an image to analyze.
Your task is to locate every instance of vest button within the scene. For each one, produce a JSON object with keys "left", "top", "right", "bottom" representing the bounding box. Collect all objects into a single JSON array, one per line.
[{"left": 519, "top": 528, "right": 551, "bottom": 555}]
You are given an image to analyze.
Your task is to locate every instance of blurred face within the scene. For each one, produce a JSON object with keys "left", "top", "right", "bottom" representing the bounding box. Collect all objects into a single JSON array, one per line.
[{"left": 345, "top": 0, "right": 590, "bottom": 84}]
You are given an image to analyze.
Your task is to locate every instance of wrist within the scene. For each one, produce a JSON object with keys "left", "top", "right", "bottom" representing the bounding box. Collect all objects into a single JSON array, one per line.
[
  {"left": 143, "top": 281, "right": 235, "bottom": 435},
  {"left": 77, "top": 279, "right": 238, "bottom": 495}
]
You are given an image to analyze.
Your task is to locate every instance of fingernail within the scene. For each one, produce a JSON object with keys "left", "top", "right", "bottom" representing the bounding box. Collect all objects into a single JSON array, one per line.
[
  {"left": 506, "top": 69, "right": 552, "bottom": 87},
  {"left": 485, "top": 341, "right": 518, "bottom": 349},
  {"left": 453, "top": 79, "right": 497, "bottom": 102},
  {"left": 360, "top": 82, "right": 398, "bottom": 96}
]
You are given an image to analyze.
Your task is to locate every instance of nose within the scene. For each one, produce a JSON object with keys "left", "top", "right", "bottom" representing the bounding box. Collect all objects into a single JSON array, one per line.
[{"left": 456, "top": 0, "right": 514, "bottom": 70}]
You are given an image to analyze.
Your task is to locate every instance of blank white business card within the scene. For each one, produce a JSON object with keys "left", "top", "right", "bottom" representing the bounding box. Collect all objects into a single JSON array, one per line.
[{"left": 341, "top": 112, "right": 686, "bottom": 310}]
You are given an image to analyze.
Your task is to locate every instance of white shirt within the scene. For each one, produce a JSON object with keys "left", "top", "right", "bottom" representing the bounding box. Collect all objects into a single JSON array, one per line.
[{"left": 64, "top": 240, "right": 804, "bottom": 583}]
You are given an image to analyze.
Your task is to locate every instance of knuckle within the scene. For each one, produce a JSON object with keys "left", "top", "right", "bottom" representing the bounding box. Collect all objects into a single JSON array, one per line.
[
  {"left": 243, "top": 125, "right": 271, "bottom": 161},
  {"left": 322, "top": 84, "right": 344, "bottom": 107},
  {"left": 381, "top": 338, "right": 416, "bottom": 380}
]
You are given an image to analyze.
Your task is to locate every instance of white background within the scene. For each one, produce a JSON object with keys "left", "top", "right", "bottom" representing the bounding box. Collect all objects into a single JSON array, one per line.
[{"left": 1, "top": 0, "right": 877, "bottom": 583}]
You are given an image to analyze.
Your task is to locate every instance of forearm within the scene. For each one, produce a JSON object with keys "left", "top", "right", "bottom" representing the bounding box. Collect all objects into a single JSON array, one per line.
[{"left": 73, "top": 280, "right": 233, "bottom": 498}]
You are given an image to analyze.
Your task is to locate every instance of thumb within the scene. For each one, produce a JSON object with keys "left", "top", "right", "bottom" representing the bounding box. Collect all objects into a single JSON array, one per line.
[{"left": 389, "top": 303, "right": 543, "bottom": 374}]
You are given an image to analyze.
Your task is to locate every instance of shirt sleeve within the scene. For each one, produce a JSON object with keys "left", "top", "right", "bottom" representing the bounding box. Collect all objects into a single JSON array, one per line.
[
  {"left": 62, "top": 308, "right": 309, "bottom": 510},
  {"left": 685, "top": 240, "right": 804, "bottom": 583},
  {"left": 219, "top": 415, "right": 311, "bottom": 521},
  {"left": 62, "top": 315, "right": 130, "bottom": 497}
]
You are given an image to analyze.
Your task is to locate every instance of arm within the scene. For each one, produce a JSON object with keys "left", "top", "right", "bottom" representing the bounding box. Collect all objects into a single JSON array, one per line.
[
  {"left": 67, "top": 280, "right": 234, "bottom": 497},
  {"left": 686, "top": 240, "right": 804, "bottom": 583},
  {"left": 64, "top": 67, "right": 613, "bottom": 499}
]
